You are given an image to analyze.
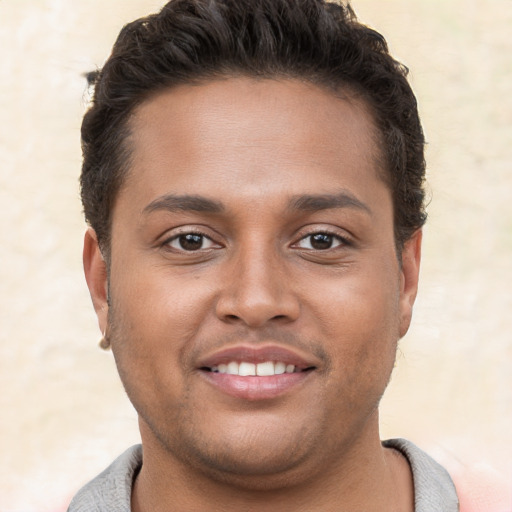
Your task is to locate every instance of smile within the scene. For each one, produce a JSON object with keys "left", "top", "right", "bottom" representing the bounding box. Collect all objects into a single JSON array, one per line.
[
  {"left": 198, "top": 345, "right": 319, "bottom": 400},
  {"left": 205, "top": 361, "right": 313, "bottom": 376}
]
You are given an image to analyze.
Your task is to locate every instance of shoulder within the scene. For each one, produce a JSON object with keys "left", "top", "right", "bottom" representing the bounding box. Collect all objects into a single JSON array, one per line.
[
  {"left": 67, "top": 444, "right": 143, "bottom": 512},
  {"left": 383, "top": 438, "right": 459, "bottom": 512}
]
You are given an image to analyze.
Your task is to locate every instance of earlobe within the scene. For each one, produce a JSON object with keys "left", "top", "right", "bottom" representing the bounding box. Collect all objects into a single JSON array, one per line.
[
  {"left": 399, "top": 229, "right": 422, "bottom": 338},
  {"left": 83, "top": 228, "right": 109, "bottom": 334}
]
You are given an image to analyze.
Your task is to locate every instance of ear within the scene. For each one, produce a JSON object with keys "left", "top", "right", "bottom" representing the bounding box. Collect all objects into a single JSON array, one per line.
[
  {"left": 83, "top": 227, "right": 109, "bottom": 334},
  {"left": 398, "top": 229, "right": 422, "bottom": 338}
]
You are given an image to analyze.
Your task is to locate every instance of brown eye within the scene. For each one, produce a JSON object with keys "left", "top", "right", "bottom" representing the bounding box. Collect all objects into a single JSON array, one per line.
[
  {"left": 179, "top": 234, "right": 203, "bottom": 250},
  {"left": 167, "top": 233, "right": 215, "bottom": 251},
  {"left": 310, "top": 233, "right": 334, "bottom": 250},
  {"left": 296, "top": 232, "right": 345, "bottom": 250}
]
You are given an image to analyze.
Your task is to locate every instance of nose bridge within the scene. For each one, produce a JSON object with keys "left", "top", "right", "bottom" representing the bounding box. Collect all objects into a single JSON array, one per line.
[
  {"left": 238, "top": 240, "right": 279, "bottom": 298},
  {"left": 216, "top": 235, "right": 298, "bottom": 326}
]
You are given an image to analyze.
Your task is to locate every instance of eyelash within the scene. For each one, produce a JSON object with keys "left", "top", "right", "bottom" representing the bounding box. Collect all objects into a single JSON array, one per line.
[
  {"left": 161, "top": 229, "right": 351, "bottom": 253},
  {"left": 292, "top": 231, "right": 352, "bottom": 251},
  {"left": 162, "top": 230, "right": 219, "bottom": 252}
]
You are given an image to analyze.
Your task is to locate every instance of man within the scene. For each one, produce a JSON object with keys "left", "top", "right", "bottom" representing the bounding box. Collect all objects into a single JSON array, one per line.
[{"left": 69, "top": 0, "right": 459, "bottom": 510}]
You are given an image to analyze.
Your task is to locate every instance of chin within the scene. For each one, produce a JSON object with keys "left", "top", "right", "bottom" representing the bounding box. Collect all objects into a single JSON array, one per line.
[
  {"left": 197, "top": 446, "right": 307, "bottom": 478},
  {"left": 184, "top": 444, "right": 317, "bottom": 491},
  {"left": 149, "top": 413, "right": 320, "bottom": 484}
]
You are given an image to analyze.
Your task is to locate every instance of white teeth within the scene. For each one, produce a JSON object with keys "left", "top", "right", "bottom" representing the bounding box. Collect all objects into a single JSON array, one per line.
[
  {"left": 274, "top": 362, "right": 286, "bottom": 374},
  {"left": 239, "top": 362, "right": 256, "bottom": 376},
  {"left": 256, "top": 361, "right": 275, "bottom": 376},
  {"left": 211, "top": 361, "right": 299, "bottom": 376},
  {"left": 227, "top": 361, "right": 239, "bottom": 375}
]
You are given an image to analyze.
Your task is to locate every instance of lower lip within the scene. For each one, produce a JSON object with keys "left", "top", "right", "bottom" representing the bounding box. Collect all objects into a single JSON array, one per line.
[{"left": 199, "top": 371, "right": 312, "bottom": 401}]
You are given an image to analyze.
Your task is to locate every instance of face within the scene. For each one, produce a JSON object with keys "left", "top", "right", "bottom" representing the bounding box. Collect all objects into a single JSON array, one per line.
[{"left": 84, "top": 77, "right": 421, "bottom": 485}]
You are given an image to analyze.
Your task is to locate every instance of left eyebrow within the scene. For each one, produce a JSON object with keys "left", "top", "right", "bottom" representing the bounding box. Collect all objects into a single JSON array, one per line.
[{"left": 288, "top": 192, "right": 372, "bottom": 216}]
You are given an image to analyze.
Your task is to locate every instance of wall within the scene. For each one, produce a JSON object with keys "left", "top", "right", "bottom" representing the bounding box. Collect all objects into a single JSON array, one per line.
[{"left": 0, "top": 1, "right": 510, "bottom": 510}]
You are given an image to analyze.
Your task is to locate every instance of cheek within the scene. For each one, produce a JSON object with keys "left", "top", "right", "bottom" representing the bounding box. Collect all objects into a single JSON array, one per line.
[
  {"left": 111, "top": 262, "right": 214, "bottom": 338},
  {"left": 307, "top": 265, "right": 401, "bottom": 377},
  {"left": 107, "top": 266, "right": 216, "bottom": 400},
  {"left": 311, "top": 260, "right": 400, "bottom": 329}
]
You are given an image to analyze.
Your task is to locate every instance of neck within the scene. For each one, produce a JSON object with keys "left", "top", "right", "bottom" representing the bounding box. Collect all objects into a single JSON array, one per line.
[{"left": 131, "top": 418, "right": 414, "bottom": 512}]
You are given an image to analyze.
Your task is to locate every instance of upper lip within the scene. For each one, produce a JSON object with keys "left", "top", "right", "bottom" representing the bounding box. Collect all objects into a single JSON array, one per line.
[{"left": 197, "top": 344, "right": 320, "bottom": 371}]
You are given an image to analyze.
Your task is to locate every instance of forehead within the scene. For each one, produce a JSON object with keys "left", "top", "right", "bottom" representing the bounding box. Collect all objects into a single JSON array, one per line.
[{"left": 121, "top": 77, "right": 385, "bottom": 208}]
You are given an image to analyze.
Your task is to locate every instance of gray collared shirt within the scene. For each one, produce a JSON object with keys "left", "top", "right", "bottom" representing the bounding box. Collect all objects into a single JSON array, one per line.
[{"left": 68, "top": 438, "right": 459, "bottom": 511}]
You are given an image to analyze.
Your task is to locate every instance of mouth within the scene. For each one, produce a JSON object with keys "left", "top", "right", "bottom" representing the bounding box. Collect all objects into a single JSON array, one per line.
[
  {"left": 201, "top": 361, "right": 315, "bottom": 376},
  {"left": 197, "top": 345, "right": 318, "bottom": 401}
]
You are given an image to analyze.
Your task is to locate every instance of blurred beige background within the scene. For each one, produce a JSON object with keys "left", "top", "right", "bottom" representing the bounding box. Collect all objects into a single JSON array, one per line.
[{"left": 1, "top": 0, "right": 511, "bottom": 510}]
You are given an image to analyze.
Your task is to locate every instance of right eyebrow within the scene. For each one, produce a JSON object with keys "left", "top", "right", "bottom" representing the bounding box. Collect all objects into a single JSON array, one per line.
[
  {"left": 288, "top": 191, "right": 372, "bottom": 216},
  {"left": 142, "top": 194, "right": 225, "bottom": 215}
]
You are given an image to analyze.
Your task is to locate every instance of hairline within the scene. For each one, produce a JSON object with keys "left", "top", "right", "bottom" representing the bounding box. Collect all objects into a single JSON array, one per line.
[{"left": 99, "top": 73, "right": 399, "bottom": 263}]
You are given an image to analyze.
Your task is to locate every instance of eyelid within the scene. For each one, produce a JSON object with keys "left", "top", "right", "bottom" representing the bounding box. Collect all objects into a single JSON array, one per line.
[
  {"left": 291, "top": 226, "right": 354, "bottom": 249},
  {"left": 295, "top": 233, "right": 346, "bottom": 250},
  {"left": 160, "top": 226, "right": 224, "bottom": 251},
  {"left": 167, "top": 233, "right": 217, "bottom": 251}
]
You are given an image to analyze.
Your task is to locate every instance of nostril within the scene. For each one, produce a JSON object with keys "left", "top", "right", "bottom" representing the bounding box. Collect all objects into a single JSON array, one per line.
[{"left": 216, "top": 292, "right": 300, "bottom": 327}]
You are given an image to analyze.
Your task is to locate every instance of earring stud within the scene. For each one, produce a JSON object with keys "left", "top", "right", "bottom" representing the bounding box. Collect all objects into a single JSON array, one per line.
[{"left": 99, "top": 331, "right": 110, "bottom": 350}]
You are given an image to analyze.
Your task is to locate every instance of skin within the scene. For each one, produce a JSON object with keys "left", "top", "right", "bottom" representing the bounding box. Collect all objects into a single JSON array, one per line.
[{"left": 84, "top": 77, "right": 421, "bottom": 511}]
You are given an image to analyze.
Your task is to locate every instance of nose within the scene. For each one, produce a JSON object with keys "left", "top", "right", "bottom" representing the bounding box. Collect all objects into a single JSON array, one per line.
[{"left": 215, "top": 243, "right": 300, "bottom": 328}]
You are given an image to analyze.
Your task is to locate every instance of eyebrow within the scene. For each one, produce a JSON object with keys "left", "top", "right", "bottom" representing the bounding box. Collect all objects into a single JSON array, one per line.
[
  {"left": 142, "top": 191, "right": 371, "bottom": 217},
  {"left": 142, "top": 194, "right": 225, "bottom": 215},
  {"left": 289, "top": 192, "right": 372, "bottom": 215}
]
